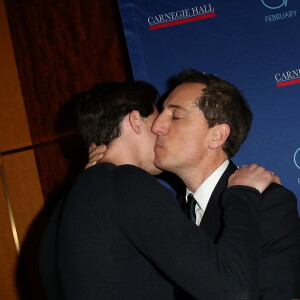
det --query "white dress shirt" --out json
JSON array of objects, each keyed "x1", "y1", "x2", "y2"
[{"x1": 185, "y1": 160, "x2": 229, "y2": 226}]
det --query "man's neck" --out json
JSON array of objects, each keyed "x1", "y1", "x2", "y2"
[
  {"x1": 101, "y1": 139, "x2": 138, "y2": 167},
  {"x1": 179, "y1": 156, "x2": 228, "y2": 193}
]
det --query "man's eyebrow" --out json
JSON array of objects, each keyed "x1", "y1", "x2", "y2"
[{"x1": 166, "y1": 104, "x2": 189, "y2": 112}]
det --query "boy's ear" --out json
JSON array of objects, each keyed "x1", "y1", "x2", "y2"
[
  {"x1": 129, "y1": 110, "x2": 142, "y2": 135},
  {"x1": 209, "y1": 123, "x2": 230, "y2": 149}
]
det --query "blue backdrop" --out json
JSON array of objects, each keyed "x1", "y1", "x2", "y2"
[{"x1": 118, "y1": 0, "x2": 300, "y2": 212}]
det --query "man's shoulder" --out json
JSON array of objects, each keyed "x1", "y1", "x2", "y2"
[
  {"x1": 261, "y1": 183, "x2": 298, "y2": 209},
  {"x1": 260, "y1": 183, "x2": 300, "y2": 246},
  {"x1": 258, "y1": 184, "x2": 300, "y2": 298}
]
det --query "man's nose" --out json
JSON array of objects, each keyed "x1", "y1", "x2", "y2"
[{"x1": 152, "y1": 115, "x2": 167, "y2": 136}]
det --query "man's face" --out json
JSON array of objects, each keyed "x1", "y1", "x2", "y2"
[{"x1": 152, "y1": 82, "x2": 214, "y2": 175}]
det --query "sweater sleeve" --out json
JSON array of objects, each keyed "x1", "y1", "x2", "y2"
[
  {"x1": 258, "y1": 183, "x2": 300, "y2": 299},
  {"x1": 111, "y1": 165, "x2": 260, "y2": 300}
]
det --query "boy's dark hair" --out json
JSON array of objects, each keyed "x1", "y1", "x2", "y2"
[
  {"x1": 78, "y1": 81, "x2": 158, "y2": 145},
  {"x1": 168, "y1": 69, "x2": 253, "y2": 158}
]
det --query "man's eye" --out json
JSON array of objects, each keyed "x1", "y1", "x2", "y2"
[{"x1": 172, "y1": 116, "x2": 180, "y2": 120}]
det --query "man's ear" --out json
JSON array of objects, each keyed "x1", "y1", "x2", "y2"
[
  {"x1": 129, "y1": 110, "x2": 143, "y2": 135},
  {"x1": 209, "y1": 124, "x2": 230, "y2": 149}
]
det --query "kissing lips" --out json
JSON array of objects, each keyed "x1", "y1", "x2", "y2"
[{"x1": 155, "y1": 143, "x2": 163, "y2": 150}]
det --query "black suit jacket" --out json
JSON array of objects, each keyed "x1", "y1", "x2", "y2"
[
  {"x1": 201, "y1": 161, "x2": 238, "y2": 242},
  {"x1": 40, "y1": 163, "x2": 262, "y2": 300},
  {"x1": 180, "y1": 161, "x2": 300, "y2": 300}
]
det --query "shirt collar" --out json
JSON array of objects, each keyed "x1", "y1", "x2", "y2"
[{"x1": 186, "y1": 159, "x2": 229, "y2": 212}]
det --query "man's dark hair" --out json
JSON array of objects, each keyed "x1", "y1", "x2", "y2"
[
  {"x1": 78, "y1": 81, "x2": 158, "y2": 145},
  {"x1": 168, "y1": 69, "x2": 253, "y2": 158}
]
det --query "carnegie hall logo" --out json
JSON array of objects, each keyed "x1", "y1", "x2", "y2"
[
  {"x1": 261, "y1": 0, "x2": 288, "y2": 10},
  {"x1": 294, "y1": 148, "x2": 300, "y2": 170},
  {"x1": 275, "y1": 68, "x2": 300, "y2": 87},
  {"x1": 148, "y1": 4, "x2": 216, "y2": 30},
  {"x1": 261, "y1": 0, "x2": 297, "y2": 23}
]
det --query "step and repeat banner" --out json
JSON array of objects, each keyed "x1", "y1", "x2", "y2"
[{"x1": 118, "y1": 0, "x2": 300, "y2": 211}]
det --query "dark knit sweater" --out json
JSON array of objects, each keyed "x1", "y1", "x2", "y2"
[{"x1": 39, "y1": 162, "x2": 261, "y2": 300}]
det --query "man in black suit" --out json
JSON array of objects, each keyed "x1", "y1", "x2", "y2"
[
  {"x1": 151, "y1": 70, "x2": 300, "y2": 299},
  {"x1": 39, "y1": 81, "x2": 279, "y2": 300}
]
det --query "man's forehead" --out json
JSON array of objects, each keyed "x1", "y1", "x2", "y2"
[{"x1": 163, "y1": 83, "x2": 205, "y2": 109}]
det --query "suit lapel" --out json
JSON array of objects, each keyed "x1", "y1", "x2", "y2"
[{"x1": 200, "y1": 161, "x2": 237, "y2": 242}]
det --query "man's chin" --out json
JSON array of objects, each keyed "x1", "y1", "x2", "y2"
[
  {"x1": 150, "y1": 168, "x2": 163, "y2": 176},
  {"x1": 154, "y1": 158, "x2": 165, "y2": 171},
  {"x1": 149, "y1": 163, "x2": 163, "y2": 175},
  {"x1": 154, "y1": 159, "x2": 176, "y2": 175},
  {"x1": 143, "y1": 161, "x2": 163, "y2": 175}
]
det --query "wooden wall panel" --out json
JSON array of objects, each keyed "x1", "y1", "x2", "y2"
[
  {"x1": 5, "y1": 0, "x2": 132, "y2": 203},
  {"x1": 0, "y1": 0, "x2": 46, "y2": 298},
  {"x1": 1, "y1": 151, "x2": 46, "y2": 300},
  {"x1": 1, "y1": 151, "x2": 44, "y2": 246},
  {"x1": 1, "y1": 0, "x2": 131, "y2": 298},
  {"x1": 5, "y1": 0, "x2": 131, "y2": 145},
  {"x1": 0, "y1": 0, "x2": 32, "y2": 152},
  {"x1": 33, "y1": 136, "x2": 87, "y2": 205},
  {"x1": 0, "y1": 170, "x2": 19, "y2": 300}
]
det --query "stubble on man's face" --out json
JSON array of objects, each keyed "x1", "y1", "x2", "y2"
[{"x1": 152, "y1": 83, "x2": 211, "y2": 175}]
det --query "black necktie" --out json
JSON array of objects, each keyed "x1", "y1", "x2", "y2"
[{"x1": 186, "y1": 193, "x2": 197, "y2": 224}]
